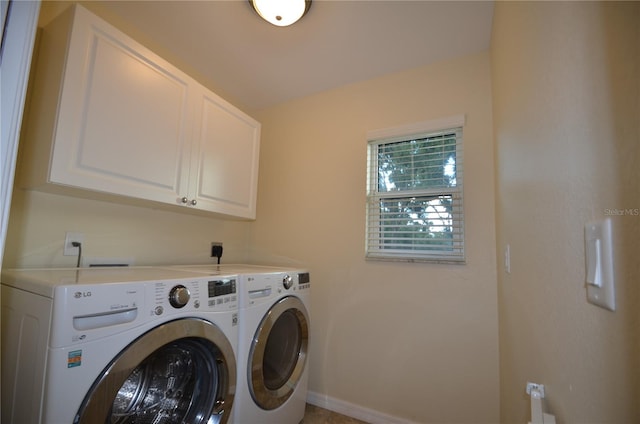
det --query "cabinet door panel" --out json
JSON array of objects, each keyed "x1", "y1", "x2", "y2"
[
  {"x1": 192, "y1": 92, "x2": 260, "y2": 218},
  {"x1": 50, "y1": 7, "x2": 192, "y2": 203},
  {"x1": 19, "y1": 5, "x2": 261, "y2": 219}
]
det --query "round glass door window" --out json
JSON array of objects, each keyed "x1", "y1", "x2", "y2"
[
  {"x1": 75, "y1": 319, "x2": 236, "y2": 424},
  {"x1": 263, "y1": 309, "x2": 303, "y2": 390},
  {"x1": 110, "y1": 339, "x2": 218, "y2": 423},
  {"x1": 249, "y1": 296, "x2": 309, "y2": 410}
]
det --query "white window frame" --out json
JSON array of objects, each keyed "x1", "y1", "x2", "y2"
[{"x1": 366, "y1": 115, "x2": 465, "y2": 263}]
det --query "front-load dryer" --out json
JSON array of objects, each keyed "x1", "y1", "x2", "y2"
[
  {"x1": 1, "y1": 266, "x2": 239, "y2": 424},
  {"x1": 234, "y1": 270, "x2": 311, "y2": 424}
]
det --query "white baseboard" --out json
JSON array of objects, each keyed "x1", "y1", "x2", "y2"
[{"x1": 306, "y1": 391, "x2": 419, "y2": 424}]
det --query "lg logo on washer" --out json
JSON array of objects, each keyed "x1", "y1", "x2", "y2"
[{"x1": 74, "y1": 291, "x2": 91, "y2": 298}]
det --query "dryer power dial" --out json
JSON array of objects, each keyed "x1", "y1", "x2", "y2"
[
  {"x1": 169, "y1": 285, "x2": 190, "y2": 308},
  {"x1": 283, "y1": 275, "x2": 293, "y2": 290}
]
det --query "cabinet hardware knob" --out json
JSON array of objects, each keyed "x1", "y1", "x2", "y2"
[
  {"x1": 190, "y1": 199, "x2": 197, "y2": 206},
  {"x1": 181, "y1": 197, "x2": 189, "y2": 204}
]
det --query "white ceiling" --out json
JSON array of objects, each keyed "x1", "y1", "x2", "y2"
[{"x1": 90, "y1": 0, "x2": 494, "y2": 112}]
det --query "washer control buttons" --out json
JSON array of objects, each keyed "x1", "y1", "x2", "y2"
[
  {"x1": 154, "y1": 306, "x2": 164, "y2": 315},
  {"x1": 283, "y1": 275, "x2": 293, "y2": 290},
  {"x1": 169, "y1": 285, "x2": 190, "y2": 308}
]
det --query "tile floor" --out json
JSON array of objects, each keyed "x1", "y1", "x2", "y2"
[{"x1": 300, "y1": 403, "x2": 368, "y2": 424}]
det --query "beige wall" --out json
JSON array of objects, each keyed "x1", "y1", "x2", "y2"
[
  {"x1": 3, "y1": 190, "x2": 252, "y2": 268},
  {"x1": 492, "y1": 1, "x2": 640, "y2": 422},
  {"x1": 252, "y1": 52, "x2": 499, "y2": 422}
]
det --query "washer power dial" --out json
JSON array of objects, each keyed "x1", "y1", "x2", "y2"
[
  {"x1": 282, "y1": 275, "x2": 293, "y2": 290},
  {"x1": 169, "y1": 285, "x2": 190, "y2": 308}
]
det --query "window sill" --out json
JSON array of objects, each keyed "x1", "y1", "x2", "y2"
[{"x1": 365, "y1": 254, "x2": 466, "y2": 265}]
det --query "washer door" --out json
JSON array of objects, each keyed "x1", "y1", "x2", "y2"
[
  {"x1": 74, "y1": 318, "x2": 236, "y2": 424},
  {"x1": 249, "y1": 296, "x2": 309, "y2": 410}
]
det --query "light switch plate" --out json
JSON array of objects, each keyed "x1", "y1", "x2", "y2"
[
  {"x1": 504, "y1": 244, "x2": 511, "y2": 274},
  {"x1": 584, "y1": 218, "x2": 615, "y2": 311}
]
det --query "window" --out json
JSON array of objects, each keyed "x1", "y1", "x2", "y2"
[{"x1": 366, "y1": 116, "x2": 465, "y2": 263}]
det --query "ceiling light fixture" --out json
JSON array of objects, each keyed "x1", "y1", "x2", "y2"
[{"x1": 250, "y1": 0, "x2": 312, "y2": 27}]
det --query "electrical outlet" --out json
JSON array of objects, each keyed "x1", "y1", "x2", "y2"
[
  {"x1": 211, "y1": 242, "x2": 223, "y2": 257},
  {"x1": 64, "y1": 232, "x2": 85, "y2": 256},
  {"x1": 526, "y1": 382, "x2": 545, "y2": 398}
]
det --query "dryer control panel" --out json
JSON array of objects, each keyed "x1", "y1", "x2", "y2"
[
  {"x1": 296, "y1": 272, "x2": 311, "y2": 290},
  {"x1": 241, "y1": 271, "x2": 310, "y2": 307}
]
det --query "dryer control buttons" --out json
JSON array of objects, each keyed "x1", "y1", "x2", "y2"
[
  {"x1": 283, "y1": 275, "x2": 293, "y2": 290},
  {"x1": 169, "y1": 285, "x2": 190, "y2": 308}
]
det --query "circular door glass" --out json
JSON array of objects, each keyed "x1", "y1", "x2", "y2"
[
  {"x1": 249, "y1": 296, "x2": 309, "y2": 410},
  {"x1": 110, "y1": 339, "x2": 219, "y2": 423},
  {"x1": 75, "y1": 319, "x2": 236, "y2": 424},
  {"x1": 263, "y1": 309, "x2": 303, "y2": 390}
]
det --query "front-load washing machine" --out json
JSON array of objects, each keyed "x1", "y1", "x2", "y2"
[
  {"x1": 234, "y1": 269, "x2": 311, "y2": 424},
  {"x1": 1, "y1": 266, "x2": 239, "y2": 424}
]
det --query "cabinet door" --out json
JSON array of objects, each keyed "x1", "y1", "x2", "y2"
[
  {"x1": 49, "y1": 6, "x2": 192, "y2": 205},
  {"x1": 190, "y1": 89, "x2": 260, "y2": 219}
]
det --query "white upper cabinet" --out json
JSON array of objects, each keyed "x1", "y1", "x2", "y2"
[
  {"x1": 19, "y1": 5, "x2": 260, "y2": 219},
  {"x1": 190, "y1": 88, "x2": 260, "y2": 218}
]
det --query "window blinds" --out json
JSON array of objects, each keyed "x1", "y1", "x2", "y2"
[{"x1": 366, "y1": 125, "x2": 464, "y2": 263}]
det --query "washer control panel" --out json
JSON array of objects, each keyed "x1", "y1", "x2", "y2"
[
  {"x1": 6, "y1": 267, "x2": 241, "y2": 349},
  {"x1": 153, "y1": 276, "x2": 238, "y2": 315},
  {"x1": 207, "y1": 278, "x2": 237, "y2": 307},
  {"x1": 169, "y1": 285, "x2": 190, "y2": 308}
]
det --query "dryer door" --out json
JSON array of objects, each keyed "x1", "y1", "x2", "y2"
[
  {"x1": 248, "y1": 296, "x2": 309, "y2": 410},
  {"x1": 74, "y1": 318, "x2": 236, "y2": 424}
]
